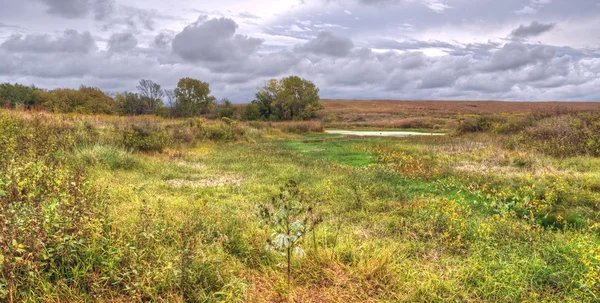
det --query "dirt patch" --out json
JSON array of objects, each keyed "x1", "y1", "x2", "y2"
[
  {"x1": 175, "y1": 161, "x2": 208, "y2": 171},
  {"x1": 166, "y1": 175, "x2": 241, "y2": 187}
]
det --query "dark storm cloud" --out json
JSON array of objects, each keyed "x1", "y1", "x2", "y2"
[
  {"x1": 296, "y1": 31, "x2": 354, "y2": 57},
  {"x1": 510, "y1": 21, "x2": 556, "y2": 38},
  {"x1": 0, "y1": 30, "x2": 96, "y2": 53},
  {"x1": 172, "y1": 17, "x2": 263, "y2": 62},
  {"x1": 107, "y1": 32, "x2": 137, "y2": 52}
]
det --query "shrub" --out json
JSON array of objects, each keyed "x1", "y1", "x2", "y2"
[
  {"x1": 122, "y1": 122, "x2": 170, "y2": 152},
  {"x1": 241, "y1": 103, "x2": 262, "y2": 121},
  {"x1": 522, "y1": 115, "x2": 590, "y2": 157},
  {"x1": 218, "y1": 107, "x2": 235, "y2": 119}
]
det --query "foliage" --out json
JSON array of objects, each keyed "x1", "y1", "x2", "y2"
[
  {"x1": 251, "y1": 76, "x2": 323, "y2": 121},
  {"x1": 45, "y1": 85, "x2": 117, "y2": 114},
  {"x1": 173, "y1": 77, "x2": 217, "y2": 117},
  {"x1": 0, "y1": 83, "x2": 43, "y2": 109},
  {"x1": 522, "y1": 114, "x2": 600, "y2": 157},
  {"x1": 122, "y1": 122, "x2": 171, "y2": 152},
  {"x1": 259, "y1": 180, "x2": 320, "y2": 293},
  {"x1": 217, "y1": 98, "x2": 236, "y2": 118},
  {"x1": 241, "y1": 103, "x2": 262, "y2": 121}
]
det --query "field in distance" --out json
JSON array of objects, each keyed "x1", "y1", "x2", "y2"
[{"x1": 320, "y1": 99, "x2": 600, "y2": 116}]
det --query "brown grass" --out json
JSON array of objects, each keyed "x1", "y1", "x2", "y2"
[{"x1": 320, "y1": 99, "x2": 600, "y2": 116}]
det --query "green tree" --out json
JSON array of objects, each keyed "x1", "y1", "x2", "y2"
[
  {"x1": 43, "y1": 86, "x2": 116, "y2": 114},
  {"x1": 78, "y1": 86, "x2": 117, "y2": 114},
  {"x1": 173, "y1": 78, "x2": 216, "y2": 117},
  {"x1": 0, "y1": 83, "x2": 43, "y2": 109},
  {"x1": 251, "y1": 76, "x2": 322, "y2": 121},
  {"x1": 241, "y1": 103, "x2": 262, "y2": 121}
]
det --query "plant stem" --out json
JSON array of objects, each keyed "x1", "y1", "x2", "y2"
[{"x1": 287, "y1": 245, "x2": 291, "y2": 302}]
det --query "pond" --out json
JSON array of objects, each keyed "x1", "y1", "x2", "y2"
[{"x1": 325, "y1": 130, "x2": 445, "y2": 137}]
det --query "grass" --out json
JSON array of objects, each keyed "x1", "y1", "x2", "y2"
[
  {"x1": 283, "y1": 137, "x2": 375, "y2": 167},
  {"x1": 2, "y1": 108, "x2": 600, "y2": 302}
]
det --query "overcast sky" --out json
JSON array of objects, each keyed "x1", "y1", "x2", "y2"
[{"x1": 0, "y1": 0, "x2": 599, "y2": 102}]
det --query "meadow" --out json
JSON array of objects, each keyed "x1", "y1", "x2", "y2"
[{"x1": 1, "y1": 101, "x2": 600, "y2": 302}]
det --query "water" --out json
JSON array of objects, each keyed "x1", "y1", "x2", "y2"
[{"x1": 325, "y1": 130, "x2": 445, "y2": 137}]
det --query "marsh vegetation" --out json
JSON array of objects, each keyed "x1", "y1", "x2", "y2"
[{"x1": 1, "y1": 101, "x2": 600, "y2": 302}]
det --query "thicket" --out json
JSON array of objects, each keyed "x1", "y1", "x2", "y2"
[{"x1": 456, "y1": 107, "x2": 600, "y2": 157}]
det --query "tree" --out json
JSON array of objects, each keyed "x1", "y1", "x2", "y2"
[
  {"x1": 0, "y1": 83, "x2": 43, "y2": 109},
  {"x1": 164, "y1": 89, "x2": 175, "y2": 107},
  {"x1": 251, "y1": 76, "x2": 322, "y2": 121},
  {"x1": 137, "y1": 79, "x2": 164, "y2": 114},
  {"x1": 241, "y1": 103, "x2": 262, "y2": 121},
  {"x1": 78, "y1": 86, "x2": 117, "y2": 114},
  {"x1": 44, "y1": 86, "x2": 116, "y2": 114},
  {"x1": 116, "y1": 92, "x2": 144, "y2": 115},
  {"x1": 173, "y1": 78, "x2": 216, "y2": 117},
  {"x1": 217, "y1": 98, "x2": 235, "y2": 118}
]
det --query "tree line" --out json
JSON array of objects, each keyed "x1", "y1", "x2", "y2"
[{"x1": 0, "y1": 76, "x2": 323, "y2": 121}]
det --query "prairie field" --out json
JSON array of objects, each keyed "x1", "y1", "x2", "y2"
[
  {"x1": 2, "y1": 102, "x2": 600, "y2": 302},
  {"x1": 318, "y1": 100, "x2": 599, "y2": 131}
]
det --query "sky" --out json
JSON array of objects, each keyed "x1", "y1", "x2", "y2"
[{"x1": 0, "y1": 0, "x2": 599, "y2": 102}]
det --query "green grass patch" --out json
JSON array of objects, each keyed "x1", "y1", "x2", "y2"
[{"x1": 282, "y1": 138, "x2": 375, "y2": 167}]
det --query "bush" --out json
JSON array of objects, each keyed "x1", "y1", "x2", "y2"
[
  {"x1": 218, "y1": 107, "x2": 235, "y2": 119},
  {"x1": 241, "y1": 103, "x2": 262, "y2": 121},
  {"x1": 122, "y1": 122, "x2": 170, "y2": 152},
  {"x1": 522, "y1": 115, "x2": 590, "y2": 157}
]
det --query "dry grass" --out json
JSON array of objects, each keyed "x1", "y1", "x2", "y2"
[{"x1": 321, "y1": 99, "x2": 600, "y2": 116}]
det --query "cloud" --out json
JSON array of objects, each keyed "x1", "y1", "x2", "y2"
[
  {"x1": 0, "y1": 22, "x2": 21, "y2": 29},
  {"x1": 510, "y1": 21, "x2": 556, "y2": 38},
  {"x1": 515, "y1": 0, "x2": 552, "y2": 15},
  {"x1": 373, "y1": 38, "x2": 455, "y2": 51},
  {"x1": 237, "y1": 12, "x2": 261, "y2": 19},
  {"x1": 422, "y1": 0, "x2": 452, "y2": 13},
  {"x1": 482, "y1": 42, "x2": 556, "y2": 72},
  {"x1": 172, "y1": 17, "x2": 263, "y2": 62},
  {"x1": 353, "y1": 0, "x2": 452, "y2": 12},
  {"x1": 37, "y1": 0, "x2": 90, "y2": 18},
  {"x1": 0, "y1": 30, "x2": 96, "y2": 54},
  {"x1": 2, "y1": 0, "x2": 600, "y2": 102},
  {"x1": 93, "y1": 0, "x2": 115, "y2": 20},
  {"x1": 34, "y1": 0, "x2": 114, "y2": 19},
  {"x1": 515, "y1": 6, "x2": 537, "y2": 15},
  {"x1": 296, "y1": 31, "x2": 354, "y2": 57},
  {"x1": 107, "y1": 32, "x2": 138, "y2": 52},
  {"x1": 153, "y1": 32, "x2": 172, "y2": 49}
]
